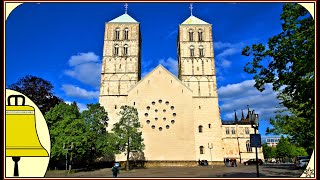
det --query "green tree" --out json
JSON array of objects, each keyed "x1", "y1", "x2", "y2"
[
  {"x1": 45, "y1": 102, "x2": 87, "y2": 164},
  {"x1": 275, "y1": 137, "x2": 308, "y2": 162},
  {"x1": 8, "y1": 75, "x2": 62, "y2": 114},
  {"x1": 241, "y1": 3, "x2": 315, "y2": 150},
  {"x1": 262, "y1": 144, "x2": 276, "y2": 160},
  {"x1": 46, "y1": 102, "x2": 117, "y2": 167},
  {"x1": 81, "y1": 103, "x2": 117, "y2": 161},
  {"x1": 112, "y1": 105, "x2": 145, "y2": 170}
]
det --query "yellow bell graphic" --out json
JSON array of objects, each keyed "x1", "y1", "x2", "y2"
[{"x1": 6, "y1": 95, "x2": 49, "y2": 176}]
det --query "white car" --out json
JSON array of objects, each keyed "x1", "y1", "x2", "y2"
[{"x1": 296, "y1": 159, "x2": 309, "y2": 168}]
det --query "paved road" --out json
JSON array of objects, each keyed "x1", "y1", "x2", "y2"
[{"x1": 45, "y1": 164, "x2": 305, "y2": 178}]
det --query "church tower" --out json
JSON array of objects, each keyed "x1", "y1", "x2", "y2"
[
  {"x1": 99, "y1": 7, "x2": 141, "y2": 131},
  {"x1": 178, "y1": 11, "x2": 217, "y2": 97},
  {"x1": 178, "y1": 5, "x2": 224, "y2": 161}
]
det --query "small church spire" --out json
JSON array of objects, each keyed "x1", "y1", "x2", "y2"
[
  {"x1": 234, "y1": 110, "x2": 238, "y2": 123},
  {"x1": 124, "y1": 3, "x2": 128, "y2": 14},
  {"x1": 241, "y1": 109, "x2": 244, "y2": 120},
  {"x1": 246, "y1": 105, "x2": 250, "y2": 119},
  {"x1": 189, "y1": 3, "x2": 193, "y2": 16}
]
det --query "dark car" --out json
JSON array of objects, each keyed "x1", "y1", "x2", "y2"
[{"x1": 243, "y1": 159, "x2": 263, "y2": 165}]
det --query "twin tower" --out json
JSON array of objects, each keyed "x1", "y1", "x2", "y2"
[
  {"x1": 99, "y1": 8, "x2": 223, "y2": 162},
  {"x1": 100, "y1": 12, "x2": 218, "y2": 99}
]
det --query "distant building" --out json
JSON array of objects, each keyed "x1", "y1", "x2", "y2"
[
  {"x1": 222, "y1": 109, "x2": 264, "y2": 163},
  {"x1": 265, "y1": 137, "x2": 281, "y2": 147}
]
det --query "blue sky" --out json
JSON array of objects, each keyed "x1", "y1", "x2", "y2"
[{"x1": 6, "y1": 2, "x2": 289, "y2": 136}]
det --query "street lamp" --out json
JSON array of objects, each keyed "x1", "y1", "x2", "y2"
[
  {"x1": 208, "y1": 143, "x2": 213, "y2": 168},
  {"x1": 63, "y1": 142, "x2": 74, "y2": 171},
  {"x1": 248, "y1": 106, "x2": 260, "y2": 177}
]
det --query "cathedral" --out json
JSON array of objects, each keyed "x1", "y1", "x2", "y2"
[{"x1": 99, "y1": 5, "x2": 263, "y2": 165}]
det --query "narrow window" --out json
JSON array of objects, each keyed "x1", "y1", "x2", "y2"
[
  {"x1": 114, "y1": 44, "x2": 119, "y2": 56},
  {"x1": 231, "y1": 127, "x2": 236, "y2": 134},
  {"x1": 226, "y1": 127, "x2": 230, "y2": 134},
  {"x1": 123, "y1": 44, "x2": 128, "y2": 56},
  {"x1": 200, "y1": 146, "x2": 204, "y2": 154},
  {"x1": 115, "y1": 28, "x2": 120, "y2": 40},
  {"x1": 190, "y1": 45, "x2": 195, "y2": 57},
  {"x1": 198, "y1": 125, "x2": 203, "y2": 133},
  {"x1": 115, "y1": 105, "x2": 117, "y2": 109},
  {"x1": 198, "y1": 29, "x2": 203, "y2": 41},
  {"x1": 208, "y1": 124, "x2": 211, "y2": 128},
  {"x1": 199, "y1": 45, "x2": 204, "y2": 57},
  {"x1": 245, "y1": 127, "x2": 249, "y2": 134},
  {"x1": 246, "y1": 140, "x2": 252, "y2": 152},
  {"x1": 189, "y1": 29, "x2": 194, "y2": 41},
  {"x1": 124, "y1": 28, "x2": 129, "y2": 40}
]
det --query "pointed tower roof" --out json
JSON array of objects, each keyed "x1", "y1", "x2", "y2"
[
  {"x1": 234, "y1": 110, "x2": 238, "y2": 123},
  {"x1": 181, "y1": 15, "x2": 209, "y2": 25},
  {"x1": 241, "y1": 109, "x2": 245, "y2": 120},
  {"x1": 109, "y1": 13, "x2": 138, "y2": 23}
]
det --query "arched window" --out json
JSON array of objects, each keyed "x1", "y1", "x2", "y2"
[
  {"x1": 226, "y1": 127, "x2": 230, "y2": 134},
  {"x1": 231, "y1": 127, "x2": 236, "y2": 134},
  {"x1": 123, "y1": 44, "x2": 128, "y2": 56},
  {"x1": 190, "y1": 45, "x2": 195, "y2": 57},
  {"x1": 189, "y1": 29, "x2": 194, "y2": 41},
  {"x1": 246, "y1": 140, "x2": 252, "y2": 152},
  {"x1": 245, "y1": 127, "x2": 249, "y2": 134},
  {"x1": 198, "y1": 125, "x2": 203, "y2": 133},
  {"x1": 115, "y1": 28, "x2": 120, "y2": 40},
  {"x1": 198, "y1": 29, "x2": 203, "y2": 41},
  {"x1": 114, "y1": 44, "x2": 119, "y2": 56},
  {"x1": 199, "y1": 45, "x2": 204, "y2": 57},
  {"x1": 200, "y1": 146, "x2": 204, "y2": 154},
  {"x1": 124, "y1": 28, "x2": 129, "y2": 40}
]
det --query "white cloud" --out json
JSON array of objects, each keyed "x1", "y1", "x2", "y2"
[
  {"x1": 64, "y1": 52, "x2": 101, "y2": 88},
  {"x1": 217, "y1": 47, "x2": 241, "y2": 58},
  {"x1": 159, "y1": 57, "x2": 178, "y2": 76},
  {"x1": 65, "y1": 101, "x2": 88, "y2": 112},
  {"x1": 218, "y1": 80, "x2": 283, "y2": 121},
  {"x1": 62, "y1": 84, "x2": 99, "y2": 99},
  {"x1": 68, "y1": 52, "x2": 99, "y2": 66},
  {"x1": 214, "y1": 41, "x2": 246, "y2": 71},
  {"x1": 220, "y1": 59, "x2": 232, "y2": 68},
  {"x1": 214, "y1": 42, "x2": 234, "y2": 50}
]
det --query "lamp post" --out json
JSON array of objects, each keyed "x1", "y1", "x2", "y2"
[
  {"x1": 248, "y1": 107, "x2": 260, "y2": 177},
  {"x1": 208, "y1": 143, "x2": 213, "y2": 168},
  {"x1": 63, "y1": 142, "x2": 74, "y2": 171}
]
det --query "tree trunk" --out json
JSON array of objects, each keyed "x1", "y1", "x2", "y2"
[{"x1": 126, "y1": 138, "x2": 130, "y2": 171}]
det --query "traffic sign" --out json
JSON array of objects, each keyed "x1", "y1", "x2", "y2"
[{"x1": 250, "y1": 134, "x2": 261, "y2": 147}]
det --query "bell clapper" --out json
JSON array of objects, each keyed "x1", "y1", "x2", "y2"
[{"x1": 12, "y1": 157, "x2": 20, "y2": 176}]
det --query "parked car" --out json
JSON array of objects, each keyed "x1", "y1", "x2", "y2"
[
  {"x1": 296, "y1": 159, "x2": 309, "y2": 169},
  {"x1": 243, "y1": 159, "x2": 263, "y2": 165},
  {"x1": 269, "y1": 158, "x2": 276, "y2": 163}
]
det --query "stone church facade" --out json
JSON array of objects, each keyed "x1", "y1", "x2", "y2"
[{"x1": 99, "y1": 10, "x2": 263, "y2": 165}]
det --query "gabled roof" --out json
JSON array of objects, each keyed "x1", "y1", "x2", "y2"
[
  {"x1": 181, "y1": 15, "x2": 209, "y2": 25},
  {"x1": 109, "y1": 13, "x2": 138, "y2": 23},
  {"x1": 127, "y1": 65, "x2": 193, "y2": 94}
]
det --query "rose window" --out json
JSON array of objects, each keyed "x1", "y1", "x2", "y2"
[{"x1": 144, "y1": 99, "x2": 176, "y2": 131}]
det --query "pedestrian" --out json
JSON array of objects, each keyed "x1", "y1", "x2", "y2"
[
  {"x1": 226, "y1": 158, "x2": 230, "y2": 167},
  {"x1": 198, "y1": 159, "x2": 201, "y2": 166},
  {"x1": 234, "y1": 159, "x2": 237, "y2": 167},
  {"x1": 111, "y1": 164, "x2": 120, "y2": 177},
  {"x1": 224, "y1": 158, "x2": 226, "y2": 167}
]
